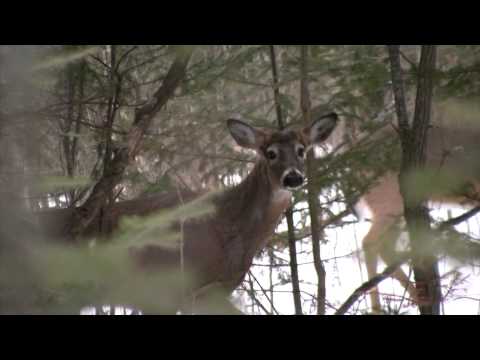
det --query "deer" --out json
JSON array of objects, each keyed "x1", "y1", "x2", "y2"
[
  {"x1": 125, "y1": 112, "x2": 338, "y2": 314},
  {"x1": 329, "y1": 100, "x2": 480, "y2": 313},
  {"x1": 35, "y1": 112, "x2": 338, "y2": 314}
]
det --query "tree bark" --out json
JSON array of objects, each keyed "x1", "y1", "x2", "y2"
[
  {"x1": 300, "y1": 45, "x2": 327, "y2": 315},
  {"x1": 286, "y1": 207, "x2": 303, "y2": 314},
  {"x1": 61, "y1": 58, "x2": 86, "y2": 206},
  {"x1": 387, "y1": 45, "x2": 442, "y2": 315},
  {"x1": 67, "y1": 46, "x2": 193, "y2": 241},
  {"x1": 99, "y1": 45, "x2": 122, "y2": 236},
  {"x1": 269, "y1": 45, "x2": 303, "y2": 315}
]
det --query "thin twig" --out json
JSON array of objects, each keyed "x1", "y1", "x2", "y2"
[
  {"x1": 335, "y1": 255, "x2": 410, "y2": 315},
  {"x1": 439, "y1": 206, "x2": 480, "y2": 230},
  {"x1": 247, "y1": 271, "x2": 280, "y2": 315}
]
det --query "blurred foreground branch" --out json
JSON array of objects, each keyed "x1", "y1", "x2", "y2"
[{"x1": 67, "y1": 47, "x2": 194, "y2": 241}]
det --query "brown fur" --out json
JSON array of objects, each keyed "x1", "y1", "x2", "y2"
[
  {"x1": 338, "y1": 101, "x2": 480, "y2": 312},
  {"x1": 36, "y1": 115, "x2": 337, "y2": 314},
  {"x1": 127, "y1": 158, "x2": 293, "y2": 313},
  {"x1": 128, "y1": 114, "x2": 337, "y2": 313}
]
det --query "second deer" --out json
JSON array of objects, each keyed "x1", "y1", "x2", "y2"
[{"x1": 333, "y1": 101, "x2": 480, "y2": 313}]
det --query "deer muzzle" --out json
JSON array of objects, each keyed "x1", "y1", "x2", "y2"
[{"x1": 281, "y1": 168, "x2": 304, "y2": 190}]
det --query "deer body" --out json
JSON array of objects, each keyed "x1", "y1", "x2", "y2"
[
  {"x1": 344, "y1": 102, "x2": 480, "y2": 312},
  {"x1": 129, "y1": 114, "x2": 338, "y2": 313},
  {"x1": 134, "y1": 165, "x2": 292, "y2": 290},
  {"x1": 32, "y1": 113, "x2": 338, "y2": 314},
  {"x1": 37, "y1": 156, "x2": 297, "y2": 314}
]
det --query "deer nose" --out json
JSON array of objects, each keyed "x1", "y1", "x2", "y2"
[{"x1": 282, "y1": 170, "x2": 304, "y2": 189}]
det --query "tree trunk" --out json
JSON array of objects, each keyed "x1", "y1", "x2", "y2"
[
  {"x1": 67, "y1": 46, "x2": 194, "y2": 241},
  {"x1": 387, "y1": 45, "x2": 442, "y2": 315},
  {"x1": 61, "y1": 57, "x2": 86, "y2": 206},
  {"x1": 300, "y1": 45, "x2": 327, "y2": 315},
  {"x1": 269, "y1": 45, "x2": 303, "y2": 315}
]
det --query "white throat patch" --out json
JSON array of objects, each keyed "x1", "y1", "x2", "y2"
[{"x1": 272, "y1": 189, "x2": 292, "y2": 205}]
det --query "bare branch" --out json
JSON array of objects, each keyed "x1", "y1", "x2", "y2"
[
  {"x1": 67, "y1": 46, "x2": 194, "y2": 240},
  {"x1": 387, "y1": 45, "x2": 411, "y2": 139},
  {"x1": 335, "y1": 255, "x2": 410, "y2": 315},
  {"x1": 115, "y1": 46, "x2": 138, "y2": 73},
  {"x1": 439, "y1": 206, "x2": 480, "y2": 230},
  {"x1": 247, "y1": 271, "x2": 280, "y2": 315}
]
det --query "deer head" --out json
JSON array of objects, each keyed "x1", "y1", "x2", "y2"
[{"x1": 227, "y1": 112, "x2": 338, "y2": 191}]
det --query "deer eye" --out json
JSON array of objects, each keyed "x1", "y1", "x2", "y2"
[
  {"x1": 297, "y1": 146, "x2": 305, "y2": 159},
  {"x1": 266, "y1": 149, "x2": 277, "y2": 160}
]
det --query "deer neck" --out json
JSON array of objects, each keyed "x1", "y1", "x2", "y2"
[
  {"x1": 215, "y1": 160, "x2": 292, "y2": 266},
  {"x1": 223, "y1": 160, "x2": 291, "y2": 218}
]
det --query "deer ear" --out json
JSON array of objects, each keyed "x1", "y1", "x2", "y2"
[
  {"x1": 303, "y1": 112, "x2": 338, "y2": 145},
  {"x1": 227, "y1": 119, "x2": 266, "y2": 149}
]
